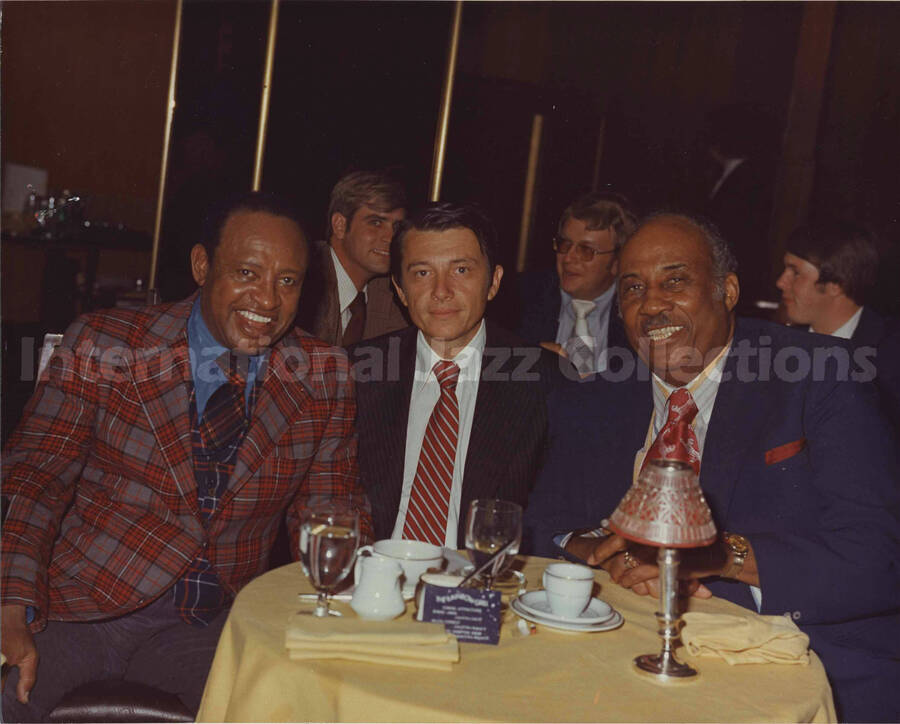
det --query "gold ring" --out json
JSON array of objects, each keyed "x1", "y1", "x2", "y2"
[{"x1": 622, "y1": 551, "x2": 639, "y2": 570}]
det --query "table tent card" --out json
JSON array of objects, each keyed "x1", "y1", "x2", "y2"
[{"x1": 419, "y1": 584, "x2": 502, "y2": 644}]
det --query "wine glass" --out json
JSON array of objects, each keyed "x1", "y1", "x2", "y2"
[
  {"x1": 464, "y1": 499, "x2": 523, "y2": 590},
  {"x1": 297, "y1": 505, "x2": 360, "y2": 617}
]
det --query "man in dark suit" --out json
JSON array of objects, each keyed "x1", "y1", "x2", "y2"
[
  {"x1": 1, "y1": 192, "x2": 372, "y2": 719},
  {"x1": 525, "y1": 212, "x2": 900, "y2": 722},
  {"x1": 776, "y1": 220, "x2": 900, "y2": 431},
  {"x1": 350, "y1": 202, "x2": 556, "y2": 547},
  {"x1": 295, "y1": 170, "x2": 409, "y2": 346},
  {"x1": 516, "y1": 191, "x2": 635, "y2": 376}
]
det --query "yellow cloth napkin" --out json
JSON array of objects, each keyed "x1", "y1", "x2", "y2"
[
  {"x1": 285, "y1": 614, "x2": 459, "y2": 671},
  {"x1": 681, "y1": 612, "x2": 810, "y2": 665}
]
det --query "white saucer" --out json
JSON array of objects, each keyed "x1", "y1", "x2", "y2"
[
  {"x1": 511, "y1": 598, "x2": 624, "y2": 633},
  {"x1": 515, "y1": 591, "x2": 614, "y2": 625}
]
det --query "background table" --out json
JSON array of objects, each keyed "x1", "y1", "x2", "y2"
[{"x1": 197, "y1": 556, "x2": 835, "y2": 722}]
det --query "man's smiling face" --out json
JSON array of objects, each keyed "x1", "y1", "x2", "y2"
[
  {"x1": 192, "y1": 209, "x2": 307, "y2": 355},
  {"x1": 331, "y1": 203, "x2": 406, "y2": 289},
  {"x1": 617, "y1": 215, "x2": 738, "y2": 385}
]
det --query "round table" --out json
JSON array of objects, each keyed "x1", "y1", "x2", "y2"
[{"x1": 196, "y1": 556, "x2": 835, "y2": 722}]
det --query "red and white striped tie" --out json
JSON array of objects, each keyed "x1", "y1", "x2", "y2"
[{"x1": 402, "y1": 360, "x2": 460, "y2": 545}]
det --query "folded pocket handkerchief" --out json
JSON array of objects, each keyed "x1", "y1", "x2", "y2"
[
  {"x1": 285, "y1": 614, "x2": 459, "y2": 671},
  {"x1": 681, "y1": 612, "x2": 810, "y2": 665}
]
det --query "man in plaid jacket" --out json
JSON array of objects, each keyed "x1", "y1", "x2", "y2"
[{"x1": 1, "y1": 191, "x2": 373, "y2": 719}]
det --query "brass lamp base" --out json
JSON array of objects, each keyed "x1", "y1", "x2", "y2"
[{"x1": 633, "y1": 652, "x2": 698, "y2": 681}]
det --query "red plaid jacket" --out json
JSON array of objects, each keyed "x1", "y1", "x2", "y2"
[{"x1": 1, "y1": 296, "x2": 372, "y2": 630}]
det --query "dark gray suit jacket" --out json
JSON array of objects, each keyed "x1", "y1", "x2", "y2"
[{"x1": 349, "y1": 323, "x2": 561, "y2": 544}]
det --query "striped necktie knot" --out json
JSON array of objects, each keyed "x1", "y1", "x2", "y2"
[{"x1": 433, "y1": 360, "x2": 460, "y2": 392}]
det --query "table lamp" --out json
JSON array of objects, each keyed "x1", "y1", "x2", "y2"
[{"x1": 609, "y1": 458, "x2": 717, "y2": 680}]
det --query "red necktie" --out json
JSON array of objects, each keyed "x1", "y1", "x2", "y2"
[
  {"x1": 402, "y1": 360, "x2": 460, "y2": 545},
  {"x1": 642, "y1": 387, "x2": 701, "y2": 475}
]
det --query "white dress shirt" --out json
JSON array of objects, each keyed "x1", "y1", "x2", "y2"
[
  {"x1": 555, "y1": 284, "x2": 617, "y2": 372},
  {"x1": 391, "y1": 321, "x2": 486, "y2": 548},
  {"x1": 330, "y1": 247, "x2": 368, "y2": 333},
  {"x1": 811, "y1": 305, "x2": 863, "y2": 340}
]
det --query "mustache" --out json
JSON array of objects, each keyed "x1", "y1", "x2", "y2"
[{"x1": 640, "y1": 314, "x2": 677, "y2": 334}]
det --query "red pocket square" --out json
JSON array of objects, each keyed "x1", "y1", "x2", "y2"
[{"x1": 765, "y1": 438, "x2": 807, "y2": 466}]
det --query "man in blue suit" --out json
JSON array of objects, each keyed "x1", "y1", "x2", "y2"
[
  {"x1": 776, "y1": 220, "x2": 900, "y2": 434},
  {"x1": 516, "y1": 192, "x2": 635, "y2": 375},
  {"x1": 525, "y1": 212, "x2": 900, "y2": 723}
]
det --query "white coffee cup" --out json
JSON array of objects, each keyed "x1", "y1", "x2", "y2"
[
  {"x1": 415, "y1": 572, "x2": 465, "y2": 621},
  {"x1": 355, "y1": 539, "x2": 444, "y2": 596},
  {"x1": 542, "y1": 562, "x2": 595, "y2": 619}
]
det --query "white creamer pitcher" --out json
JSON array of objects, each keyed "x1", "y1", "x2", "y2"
[{"x1": 350, "y1": 554, "x2": 405, "y2": 621}]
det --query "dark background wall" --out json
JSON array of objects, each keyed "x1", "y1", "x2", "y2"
[
  {"x1": 5, "y1": 2, "x2": 899, "y2": 272},
  {"x1": 4, "y1": 1, "x2": 900, "y2": 437},
  {"x1": 2, "y1": 1, "x2": 175, "y2": 231}
]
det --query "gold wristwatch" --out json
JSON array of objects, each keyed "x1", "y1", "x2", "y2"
[{"x1": 721, "y1": 532, "x2": 749, "y2": 579}]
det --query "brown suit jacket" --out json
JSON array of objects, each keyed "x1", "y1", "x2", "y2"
[{"x1": 295, "y1": 240, "x2": 409, "y2": 346}]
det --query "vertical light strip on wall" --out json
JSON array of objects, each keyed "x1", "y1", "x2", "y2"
[
  {"x1": 429, "y1": 1, "x2": 464, "y2": 202},
  {"x1": 252, "y1": 0, "x2": 281, "y2": 192},
  {"x1": 516, "y1": 113, "x2": 544, "y2": 273},
  {"x1": 148, "y1": 0, "x2": 184, "y2": 301}
]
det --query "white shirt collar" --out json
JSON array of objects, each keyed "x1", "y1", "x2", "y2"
[
  {"x1": 330, "y1": 246, "x2": 367, "y2": 314},
  {"x1": 560, "y1": 283, "x2": 616, "y2": 320},
  {"x1": 413, "y1": 320, "x2": 486, "y2": 392},
  {"x1": 651, "y1": 340, "x2": 733, "y2": 435},
  {"x1": 812, "y1": 306, "x2": 863, "y2": 340}
]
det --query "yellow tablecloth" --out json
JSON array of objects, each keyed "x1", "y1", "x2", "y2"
[{"x1": 196, "y1": 557, "x2": 835, "y2": 723}]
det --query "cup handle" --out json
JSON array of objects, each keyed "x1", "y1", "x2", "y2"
[
  {"x1": 542, "y1": 570, "x2": 549, "y2": 590},
  {"x1": 354, "y1": 545, "x2": 374, "y2": 585}
]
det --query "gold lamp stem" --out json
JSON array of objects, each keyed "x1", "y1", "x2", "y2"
[
  {"x1": 148, "y1": 0, "x2": 184, "y2": 302},
  {"x1": 516, "y1": 113, "x2": 543, "y2": 273},
  {"x1": 429, "y1": 0, "x2": 464, "y2": 202},
  {"x1": 252, "y1": 0, "x2": 280, "y2": 192}
]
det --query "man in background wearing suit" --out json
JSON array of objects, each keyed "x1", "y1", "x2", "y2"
[
  {"x1": 777, "y1": 221, "x2": 885, "y2": 341},
  {"x1": 525, "y1": 212, "x2": 900, "y2": 722},
  {"x1": 1, "y1": 192, "x2": 372, "y2": 719},
  {"x1": 776, "y1": 220, "x2": 900, "y2": 432},
  {"x1": 516, "y1": 191, "x2": 635, "y2": 375},
  {"x1": 295, "y1": 170, "x2": 409, "y2": 346},
  {"x1": 351, "y1": 202, "x2": 555, "y2": 547}
]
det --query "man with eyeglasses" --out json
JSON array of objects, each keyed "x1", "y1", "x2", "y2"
[{"x1": 517, "y1": 191, "x2": 636, "y2": 376}]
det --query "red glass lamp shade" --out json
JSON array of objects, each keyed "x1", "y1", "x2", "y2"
[{"x1": 609, "y1": 459, "x2": 717, "y2": 548}]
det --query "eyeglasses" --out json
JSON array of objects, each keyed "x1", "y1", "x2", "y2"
[{"x1": 552, "y1": 236, "x2": 617, "y2": 262}]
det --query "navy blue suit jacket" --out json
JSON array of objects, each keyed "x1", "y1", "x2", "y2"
[
  {"x1": 525, "y1": 317, "x2": 900, "y2": 722},
  {"x1": 852, "y1": 307, "x2": 900, "y2": 436}
]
